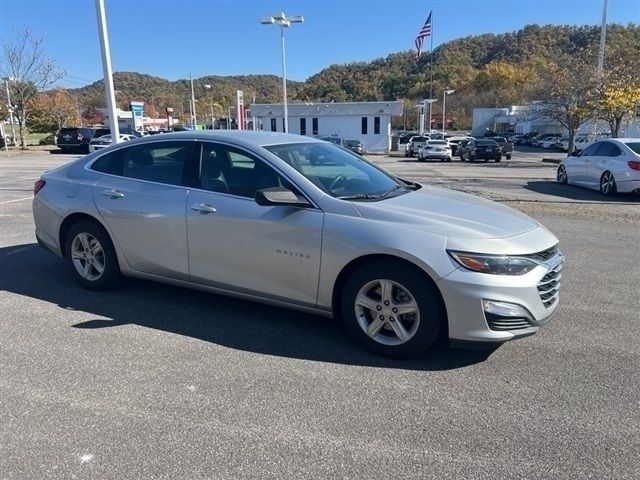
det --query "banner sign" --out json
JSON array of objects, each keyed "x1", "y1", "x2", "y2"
[
  {"x1": 130, "y1": 101, "x2": 144, "y2": 131},
  {"x1": 236, "y1": 90, "x2": 245, "y2": 130}
]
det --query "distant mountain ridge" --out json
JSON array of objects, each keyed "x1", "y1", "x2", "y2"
[{"x1": 68, "y1": 23, "x2": 640, "y2": 126}]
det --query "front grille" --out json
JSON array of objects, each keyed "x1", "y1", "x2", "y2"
[
  {"x1": 486, "y1": 314, "x2": 533, "y2": 331},
  {"x1": 538, "y1": 262, "x2": 562, "y2": 309},
  {"x1": 528, "y1": 245, "x2": 558, "y2": 262}
]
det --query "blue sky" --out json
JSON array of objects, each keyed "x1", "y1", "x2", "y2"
[{"x1": 1, "y1": 0, "x2": 638, "y2": 88}]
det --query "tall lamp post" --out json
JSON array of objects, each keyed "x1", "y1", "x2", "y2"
[
  {"x1": 260, "y1": 12, "x2": 303, "y2": 134},
  {"x1": 423, "y1": 98, "x2": 437, "y2": 134},
  {"x1": 442, "y1": 89, "x2": 455, "y2": 134}
]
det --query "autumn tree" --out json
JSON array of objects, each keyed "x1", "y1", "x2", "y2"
[
  {"x1": 594, "y1": 46, "x2": 640, "y2": 137},
  {"x1": 1, "y1": 28, "x2": 65, "y2": 148},
  {"x1": 536, "y1": 51, "x2": 598, "y2": 153},
  {"x1": 473, "y1": 61, "x2": 537, "y2": 107},
  {"x1": 27, "y1": 89, "x2": 79, "y2": 136},
  {"x1": 81, "y1": 106, "x2": 105, "y2": 125}
]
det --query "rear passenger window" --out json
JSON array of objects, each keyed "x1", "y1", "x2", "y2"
[
  {"x1": 91, "y1": 149, "x2": 124, "y2": 175},
  {"x1": 121, "y1": 142, "x2": 193, "y2": 186},
  {"x1": 596, "y1": 142, "x2": 622, "y2": 157}
]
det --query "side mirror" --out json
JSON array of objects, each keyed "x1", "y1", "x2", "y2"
[{"x1": 255, "y1": 187, "x2": 311, "y2": 208}]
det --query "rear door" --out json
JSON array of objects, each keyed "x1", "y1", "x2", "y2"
[
  {"x1": 186, "y1": 141, "x2": 324, "y2": 306},
  {"x1": 586, "y1": 141, "x2": 622, "y2": 186},
  {"x1": 91, "y1": 140, "x2": 197, "y2": 280}
]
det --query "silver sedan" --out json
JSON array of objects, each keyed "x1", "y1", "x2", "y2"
[
  {"x1": 557, "y1": 138, "x2": 640, "y2": 195},
  {"x1": 33, "y1": 131, "x2": 563, "y2": 357}
]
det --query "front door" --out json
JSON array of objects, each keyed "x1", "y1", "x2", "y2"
[{"x1": 186, "y1": 142, "x2": 324, "y2": 306}]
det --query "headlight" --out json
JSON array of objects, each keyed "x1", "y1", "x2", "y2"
[{"x1": 447, "y1": 250, "x2": 539, "y2": 275}]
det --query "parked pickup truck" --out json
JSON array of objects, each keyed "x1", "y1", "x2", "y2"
[{"x1": 486, "y1": 136, "x2": 513, "y2": 160}]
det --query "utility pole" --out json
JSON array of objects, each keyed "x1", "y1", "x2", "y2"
[
  {"x1": 190, "y1": 74, "x2": 197, "y2": 130},
  {"x1": 4, "y1": 80, "x2": 16, "y2": 145},
  {"x1": 95, "y1": 0, "x2": 120, "y2": 143},
  {"x1": 597, "y1": 0, "x2": 608, "y2": 81}
]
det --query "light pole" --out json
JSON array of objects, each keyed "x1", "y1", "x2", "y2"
[
  {"x1": 422, "y1": 99, "x2": 437, "y2": 134},
  {"x1": 442, "y1": 89, "x2": 455, "y2": 134},
  {"x1": 4, "y1": 78, "x2": 16, "y2": 146},
  {"x1": 95, "y1": 0, "x2": 120, "y2": 143},
  {"x1": 260, "y1": 12, "x2": 303, "y2": 133},
  {"x1": 190, "y1": 73, "x2": 197, "y2": 130},
  {"x1": 204, "y1": 84, "x2": 215, "y2": 130}
]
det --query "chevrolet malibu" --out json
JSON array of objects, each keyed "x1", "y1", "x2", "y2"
[{"x1": 33, "y1": 131, "x2": 563, "y2": 357}]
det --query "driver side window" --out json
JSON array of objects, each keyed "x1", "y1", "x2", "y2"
[{"x1": 199, "y1": 143, "x2": 285, "y2": 198}]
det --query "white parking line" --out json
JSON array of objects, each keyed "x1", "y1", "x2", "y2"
[
  {"x1": 0, "y1": 176, "x2": 38, "y2": 185},
  {"x1": 0, "y1": 196, "x2": 33, "y2": 205}
]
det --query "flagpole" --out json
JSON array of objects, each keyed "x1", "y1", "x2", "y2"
[{"x1": 428, "y1": 8, "x2": 433, "y2": 135}]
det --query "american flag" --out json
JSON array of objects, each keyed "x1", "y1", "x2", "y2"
[{"x1": 415, "y1": 10, "x2": 432, "y2": 60}]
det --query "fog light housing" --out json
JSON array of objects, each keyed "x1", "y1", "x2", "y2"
[{"x1": 483, "y1": 300, "x2": 535, "y2": 331}]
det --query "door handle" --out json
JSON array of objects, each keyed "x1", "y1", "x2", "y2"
[
  {"x1": 190, "y1": 203, "x2": 217, "y2": 214},
  {"x1": 102, "y1": 189, "x2": 125, "y2": 198}
]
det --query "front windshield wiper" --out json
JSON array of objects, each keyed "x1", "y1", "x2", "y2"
[
  {"x1": 338, "y1": 184, "x2": 412, "y2": 201},
  {"x1": 337, "y1": 193, "x2": 380, "y2": 200},
  {"x1": 378, "y1": 184, "x2": 410, "y2": 198}
]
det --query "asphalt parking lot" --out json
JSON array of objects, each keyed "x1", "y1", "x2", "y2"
[{"x1": 1, "y1": 148, "x2": 639, "y2": 479}]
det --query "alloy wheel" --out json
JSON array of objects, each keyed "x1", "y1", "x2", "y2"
[
  {"x1": 557, "y1": 166, "x2": 567, "y2": 184},
  {"x1": 70, "y1": 233, "x2": 105, "y2": 281},
  {"x1": 354, "y1": 279, "x2": 421, "y2": 346},
  {"x1": 600, "y1": 171, "x2": 616, "y2": 195}
]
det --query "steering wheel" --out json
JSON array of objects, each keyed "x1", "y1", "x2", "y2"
[{"x1": 329, "y1": 174, "x2": 348, "y2": 192}]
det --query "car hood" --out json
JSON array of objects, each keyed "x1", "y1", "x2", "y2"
[{"x1": 353, "y1": 185, "x2": 539, "y2": 239}]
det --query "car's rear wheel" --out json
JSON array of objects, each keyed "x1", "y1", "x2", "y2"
[
  {"x1": 341, "y1": 260, "x2": 444, "y2": 357},
  {"x1": 65, "y1": 221, "x2": 120, "y2": 290},
  {"x1": 600, "y1": 171, "x2": 617, "y2": 196},
  {"x1": 557, "y1": 165, "x2": 568, "y2": 184}
]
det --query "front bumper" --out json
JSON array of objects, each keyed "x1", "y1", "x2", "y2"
[{"x1": 437, "y1": 254, "x2": 563, "y2": 343}]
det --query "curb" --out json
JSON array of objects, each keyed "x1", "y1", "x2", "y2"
[{"x1": 542, "y1": 158, "x2": 562, "y2": 164}]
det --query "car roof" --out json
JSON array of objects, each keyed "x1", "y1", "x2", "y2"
[{"x1": 128, "y1": 130, "x2": 325, "y2": 149}]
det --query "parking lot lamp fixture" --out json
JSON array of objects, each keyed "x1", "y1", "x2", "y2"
[
  {"x1": 260, "y1": 13, "x2": 304, "y2": 133},
  {"x1": 442, "y1": 89, "x2": 455, "y2": 134}
]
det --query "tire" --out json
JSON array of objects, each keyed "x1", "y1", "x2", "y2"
[
  {"x1": 446, "y1": 157, "x2": 451, "y2": 162},
  {"x1": 340, "y1": 260, "x2": 444, "y2": 357},
  {"x1": 600, "y1": 171, "x2": 617, "y2": 196},
  {"x1": 495, "y1": 156, "x2": 501, "y2": 163},
  {"x1": 506, "y1": 154, "x2": 512, "y2": 160},
  {"x1": 557, "y1": 165, "x2": 568, "y2": 184},
  {"x1": 65, "y1": 220, "x2": 120, "y2": 290}
]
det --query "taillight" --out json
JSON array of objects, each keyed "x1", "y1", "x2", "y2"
[
  {"x1": 34, "y1": 179, "x2": 46, "y2": 195},
  {"x1": 628, "y1": 161, "x2": 640, "y2": 171}
]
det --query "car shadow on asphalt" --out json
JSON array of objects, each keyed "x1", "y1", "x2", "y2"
[
  {"x1": 524, "y1": 181, "x2": 640, "y2": 203},
  {"x1": 0, "y1": 244, "x2": 497, "y2": 371}
]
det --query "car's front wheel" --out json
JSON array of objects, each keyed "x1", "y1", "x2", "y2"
[
  {"x1": 65, "y1": 221, "x2": 120, "y2": 290},
  {"x1": 341, "y1": 260, "x2": 444, "y2": 357},
  {"x1": 557, "y1": 165, "x2": 568, "y2": 184}
]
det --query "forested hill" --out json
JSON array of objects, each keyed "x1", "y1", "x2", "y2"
[{"x1": 70, "y1": 23, "x2": 639, "y2": 126}]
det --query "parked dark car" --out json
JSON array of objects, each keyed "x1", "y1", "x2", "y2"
[
  {"x1": 318, "y1": 136, "x2": 346, "y2": 147},
  {"x1": 486, "y1": 137, "x2": 513, "y2": 159},
  {"x1": 516, "y1": 132, "x2": 539, "y2": 145},
  {"x1": 345, "y1": 139, "x2": 364, "y2": 155},
  {"x1": 460, "y1": 139, "x2": 502, "y2": 162},
  {"x1": 455, "y1": 138, "x2": 473, "y2": 158},
  {"x1": 56, "y1": 127, "x2": 97, "y2": 153}
]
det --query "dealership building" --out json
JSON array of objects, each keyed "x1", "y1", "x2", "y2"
[{"x1": 249, "y1": 101, "x2": 404, "y2": 153}]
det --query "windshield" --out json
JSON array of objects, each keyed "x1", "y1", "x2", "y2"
[
  {"x1": 411, "y1": 136, "x2": 427, "y2": 142},
  {"x1": 428, "y1": 140, "x2": 447, "y2": 145},
  {"x1": 264, "y1": 142, "x2": 415, "y2": 200}
]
